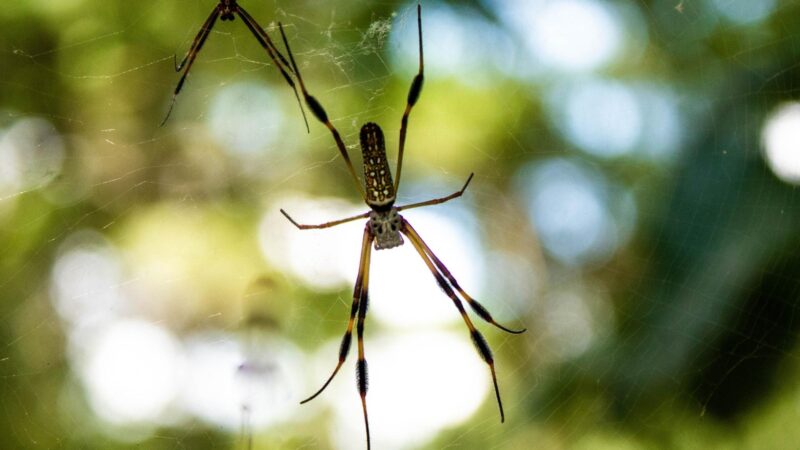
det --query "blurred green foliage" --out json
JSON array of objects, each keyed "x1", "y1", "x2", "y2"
[{"x1": 2, "y1": 0, "x2": 800, "y2": 449}]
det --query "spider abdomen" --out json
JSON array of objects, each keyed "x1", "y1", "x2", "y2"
[
  {"x1": 369, "y1": 209, "x2": 404, "y2": 250},
  {"x1": 360, "y1": 123, "x2": 396, "y2": 208}
]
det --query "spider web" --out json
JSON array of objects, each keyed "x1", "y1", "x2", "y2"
[{"x1": 2, "y1": 0, "x2": 800, "y2": 449}]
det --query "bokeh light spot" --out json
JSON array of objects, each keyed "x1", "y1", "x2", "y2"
[
  {"x1": 208, "y1": 82, "x2": 284, "y2": 157},
  {"x1": 636, "y1": 85, "x2": 683, "y2": 161},
  {"x1": 81, "y1": 320, "x2": 181, "y2": 425},
  {"x1": 51, "y1": 231, "x2": 127, "y2": 327},
  {"x1": 762, "y1": 102, "x2": 800, "y2": 184},
  {"x1": 260, "y1": 195, "x2": 364, "y2": 291},
  {"x1": 517, "y1": 159, "x2": 635, "y2": 266},
  {"x1": 327, "y1": 332, "x2": 488, "y2": 449},
  {"x1": 0, "y1": 117, "x2": 65, "y2": 194},
  {"x1": 710, "y1": 0, "x2": 777, "y2": 25},
  {"x1": 497, "y1": 0, "x2": 623, "y2": 73},
  {"x1": 179, "y1": 332, "x2": 304, "y2": 429},
  {"x1": 548, "y1": 80, "x2": 683, "y2": 161},
  {"x1": 542, "y1": 289, "x2": 597, "y2": 359},
  {"x1": 391, "y1": 3, "x2": 514, "y2": 83},
  {"x1": 559, "y1": 79, "x2": 642, "y2": 157}
]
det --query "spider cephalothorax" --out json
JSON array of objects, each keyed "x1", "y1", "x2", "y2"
[
  {"x1": 278, "y1": 5, "x2": 525, "y2": 449},
  {"x1": 220, "y1": 1, "x2": 236, "y2": 21},
  {"x1": 368, "y1": 209, "x2": 404, "y2": 250}
]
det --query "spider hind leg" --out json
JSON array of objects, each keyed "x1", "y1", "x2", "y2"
[
  {"x1": 404, "y1": 221, "x2": 526, "y2": 334},
  {"x1": 402, "y1": 220, "x2": 508, "y2": 423}
]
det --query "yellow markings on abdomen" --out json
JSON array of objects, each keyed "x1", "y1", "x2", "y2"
[{"x1": 360, "y1": 122, "x2": 396, "y2": 206}]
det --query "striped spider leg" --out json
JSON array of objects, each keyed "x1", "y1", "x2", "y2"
[
  {"x1": 161, "y1": 0, "x2": 308, "y2": 129},
  {"x1": 278, "y1": 4, "x2": 525, "y2": 449}
]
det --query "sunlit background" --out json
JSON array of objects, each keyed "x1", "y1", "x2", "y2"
[{"x1": 2, "y1": 0, "x2": 800, "y2": 448}]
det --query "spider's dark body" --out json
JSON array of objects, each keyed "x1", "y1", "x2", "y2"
[
  {"x1": 278, "y1": 5, "x2": 525, "y2": 449},
  {"x1": 360, "y1": 122, "x2": 405, "y2": 250},
  {"x1": 220, "y1": 1, "x2": 236, "y2": 21}
]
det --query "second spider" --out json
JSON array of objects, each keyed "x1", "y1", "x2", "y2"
[
  {"x1": 278, "y1": 5, "x2": 525, "y2": 449},
  {"x1": 161, "y1": 0, "x2": 306, "y2": 127}
]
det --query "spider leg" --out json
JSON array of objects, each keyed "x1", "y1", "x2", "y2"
[
  {"x1": 277, "y1": 22, "x2": 367, "y2": 201},
  {"x1": 174, "y1": 6, "x2": 221, "y2": 72},
  {"x1": 397, "y1": 173, "x2": 474, "y2": 212},
  {"x1": 161, "y1": 7, "x2": 221, "y2": 126},
  {"x1": 233, "y1": 6, "x2": 292, "y2": 68},
  {"x1": 404, "y1": 221, "x2": 526, "y2": 334},
  {"x1": 394, "y1": 3, "x2": 425, "y2": 193},
  {"x1": 280, "y1": 209, "x2": 369, "y2": 230},
  {"x1": 402, "y1": 219, "x2": 506, "y2": 423},
  {"x1": 300, "y1": 226, "x2": 373, "y2": 404},
  {"x1": 235, "y1": 6, "x2": 310, "y2": 132},
  {"x1": 355, "y1": 237, "x2": 373, "y2": 450}
]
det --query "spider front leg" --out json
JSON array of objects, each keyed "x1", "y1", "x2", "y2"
[
  {"x1": 395, "y1": 3, "x2": 425, "y2": 192},
  {"x1": 402, "y1": 219, "x2": 508, "y2": 423},
  {"x1": 234, "y1": 6, "x2": 309, "y2": 132},
  {"x1": 280, "y1": 209, "x2": 369, "y2": 230},
  {"x1": 161, "y1": 7, "x2": 221, "y2": 126},
  {"x1": 396, "y1": 173, "x2": 474, "y2": 212},
  {"x1": 234, "y1": 6, "x2": 292, "y2": 70},
  {"x1": 173, "y1": 7, "x2": 221, "y2": 73},
  {"x1": 277, "y1": 23, "x2": 366, "y2": 200}
]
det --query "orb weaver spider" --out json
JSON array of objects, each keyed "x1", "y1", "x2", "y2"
[
  {"x1": 277, "y1": 5, "x2": 525, "y2": 448},
  {"x1": 161, "y1": 0, "x2": 307, "y2": 128}
]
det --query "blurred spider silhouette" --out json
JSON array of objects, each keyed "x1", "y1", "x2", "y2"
[
  {"x1": 278, "y1": 5, "x2": 525, "y2": 449},
  {"x1": 161, "y1": 0, "x2": 307, "y2": 128}
]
